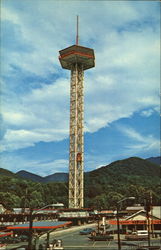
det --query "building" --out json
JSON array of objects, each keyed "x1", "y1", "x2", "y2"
[
  {"x1": 122, "y1": 208, "x2": 161, "y2": 232},
  {"x1": 109, "y1": 206, "x2": 161, "y2": 233}
]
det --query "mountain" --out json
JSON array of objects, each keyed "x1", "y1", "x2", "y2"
[
  {"x1": 88, "y1": 156, "x2": 160, "y2": 177},
  {"x1": 146, "y1": 156, "x2": 160, "y2": 165},
  {"x1": 44, "y1": 173, "x2": 68, "y2": 182},
  {"x1": 0, "y1": 168, "x2": 17, "y2": 177},
  {"x1": 84, "y1": 157, "x2": 160, "y2": 207},
  {"x1": 85, "y1": 156, "x2": 160, "y2": 186},
  {"x1": 16, "y1": 170, "x2": 68, "y2": 183},
  {"x1": 16, "y1": 170, "x2": 43, "y2": 182}
]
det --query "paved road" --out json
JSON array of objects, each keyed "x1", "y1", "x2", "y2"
[{"x1": 37, "y1": 224, "x2": 161, "y2": 250}]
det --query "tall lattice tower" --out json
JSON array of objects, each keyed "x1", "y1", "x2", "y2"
[{"x1": 59, "y1": 17, "x2": 95, "y2": 208}]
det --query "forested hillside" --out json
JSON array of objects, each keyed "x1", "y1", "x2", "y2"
[
  {"x1": 0, "y1": 176, "x2": 68, "y2": 209},
  {"x1": 0, "y1": 157, "x2": 160, "y2": 209},
  {"x1": 84, "y1": 157, "x2": 160, "y2": 208}
]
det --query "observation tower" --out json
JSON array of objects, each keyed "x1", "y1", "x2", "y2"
[{"x1": 59, "y1": 17, "x2": 95, "y2": 208}]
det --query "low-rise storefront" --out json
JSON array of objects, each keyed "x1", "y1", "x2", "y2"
[{"x1": 109, "y1": 208, "x2": 161, "y2": 234}]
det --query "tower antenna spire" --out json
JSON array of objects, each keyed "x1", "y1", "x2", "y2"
[{"x1": 76, "y1": 15, "x2": 79, "y2": 45}]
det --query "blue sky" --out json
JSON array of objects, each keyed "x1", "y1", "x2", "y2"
[{"x1": 0, "y1": 0, "x2": 160, "y2": 176}]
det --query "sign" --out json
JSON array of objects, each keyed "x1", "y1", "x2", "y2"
[{"x1": 109, "y1": 220, "x2": 161, "y2": 225}]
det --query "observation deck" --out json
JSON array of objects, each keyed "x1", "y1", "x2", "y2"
[{"x1": 59, "y1": 45, "x2": 95, "y2": 70}]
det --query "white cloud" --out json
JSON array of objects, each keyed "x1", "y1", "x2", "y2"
[
  {"x1": 118, "y1": 126, "x2": 160, "y2": 155},
  {"x1": 1, "y1": 77, "x2": 70, "y2": 151},
  {"x1": 83, "y1": 24, "x2": 160, "y2": 132},
  {"x1": 0, "y1": 127, "x2": 69, "y2": 152},
  {"x1": 1, "y1": 6, "x2": 19, "y2": 24},
  {"x1": 140, "y1": 109, "x2": 154, "y2": 117}
]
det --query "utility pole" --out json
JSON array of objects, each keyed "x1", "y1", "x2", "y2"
[
  {"x1": 116, "y1": 205, "x2": 121, "y2": 250},
  {"x1": 28, "y1": 208, "x2": 33, "y2": 250},
  {"x1": 116, "y1": 197, "x2": 135, "y2": 250},
  {"x1": 145, "y1": 198, "x2": 151, "y2": 247}
]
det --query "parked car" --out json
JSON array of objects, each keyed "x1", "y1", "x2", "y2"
[
  {"x1": 125, "y1": 230, "x2": 148, "y2": 241},
  {"x1": 17, "y1": 235, "x2": 29, "y2": 242},
  {"x1": 8, "y1": 236, "x2": 21, "y2": 243},
  {"x1": 79, "y1": 228, "x2": 95, "y2": 235},
  {"x1": 0, "y1": 236, "x2": 21, "y2": 244},
  {"x1": 88, "y1": 233, "x2": 114, "y2": 241}
]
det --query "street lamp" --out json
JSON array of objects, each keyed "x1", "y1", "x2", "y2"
[
  {"x1": 34, "y1": 203, "x2": 56, "y2": 213},
  {"x1": 116, "y1": 197, "x2": 135, "y2": 250}
]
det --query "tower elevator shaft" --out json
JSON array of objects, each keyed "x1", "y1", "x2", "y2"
[{"x1": 69, "y1": 63, "x2": 84, "y2": 208}]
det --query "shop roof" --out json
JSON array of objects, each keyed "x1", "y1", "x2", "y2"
[
  {"x1": 7, "y1": 221, "x2": 72, "y2": 230},
  {"x1": 125, "y1": 209, "x2": 160, "y2": 221}
]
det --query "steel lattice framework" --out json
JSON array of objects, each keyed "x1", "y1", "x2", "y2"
[
  {"x1": 69, "y1": 63, "x2": 84, "y2": 208},
  {"x1": 59, "y1": 44, "x2": 95, "y2": 208}
]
